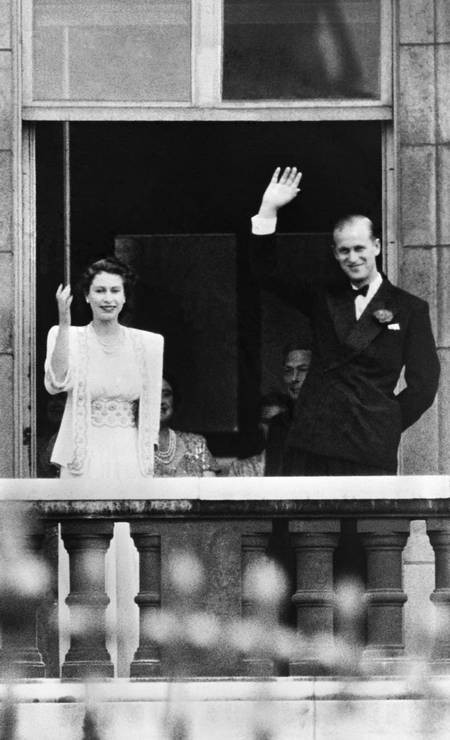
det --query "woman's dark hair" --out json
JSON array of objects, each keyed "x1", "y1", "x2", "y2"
[
  {"x1": 79, "y1": 256, "x2": 136, "y2": 300},
  {"x1": 163, "y1": 373, "x2": 182, "y2": 411}
]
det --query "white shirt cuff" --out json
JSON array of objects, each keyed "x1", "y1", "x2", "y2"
[{"x1": 251, "y1": 214, "x2": 277, "y2": 235}]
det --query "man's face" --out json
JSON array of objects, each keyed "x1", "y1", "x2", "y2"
[
  {"x1": 333, "y1": 220, "x2": 380, "y2": 287},
  {"x1": 283, "y1": 349, "x2": 312, "y2": 400}
]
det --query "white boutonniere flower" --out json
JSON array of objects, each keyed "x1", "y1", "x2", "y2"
[{"x1": 373, "y1": 309, "x2": 394, "y2": 324}]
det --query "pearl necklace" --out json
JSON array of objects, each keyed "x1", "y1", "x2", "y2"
[
  {"x1": 155, "y1": 428, "x2": 177, "y2": 465},
  {"x1": 90, "y1": 324, "x2": 124, "y2": 355}
]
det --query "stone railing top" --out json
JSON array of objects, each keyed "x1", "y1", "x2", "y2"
[
  {"x1": 2, "y1": 677, "x2": 450, "y2": 702},
  {"x1": 0, "y1": 475, "x2": 449, "y2": 502}
]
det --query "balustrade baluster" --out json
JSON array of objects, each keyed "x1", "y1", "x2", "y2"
[
  {"x1": 241, "y1": 532, "x2": 272, "y2": 676},
  {"x1": 289, "y1": 520, "x2": 340, "y2": 675},
  {"x1": 358, "y1": 519, "x2": 410, "y2": 673},
  {"x1": 61, "y1": 519, "x2": 114, "y2": 679},
  {"x1": 0, "y1": 520, "x2": 47, "y2": 679},
  {"x1": 129, "y1": 526, "x2": 161, "y2": 677},
  {"x1": 426, "y1": 520, "x2": 450, "y2": 671}
]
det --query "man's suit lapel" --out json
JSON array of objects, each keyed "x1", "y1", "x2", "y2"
[
  {"x1": 325, "y1": 279, "x2": 399, "y2": 368},
  {"x1": 326, "y1": 288, "x2": 356, "y2": 344},
  {"x1": 345, "y1": 279, "x2": 399, "y2": 354}
]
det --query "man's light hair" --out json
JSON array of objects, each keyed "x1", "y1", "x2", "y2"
[{"x1": 332, "y1": 214, "x2": 375, "y2": 244}]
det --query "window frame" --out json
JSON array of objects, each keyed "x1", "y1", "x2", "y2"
[
  {"x1": 22, "y1": 0, "x2": 393, "y2": 122},
  {"x1": 20, "y1": 120, "x2": 398, "y2": 477},
  {"x1": 17, "y1": 0, "x2": 398, "y2": 476}
]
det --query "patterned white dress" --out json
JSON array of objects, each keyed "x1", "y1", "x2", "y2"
[
  {"x1": 61, "y1": 329, "x2": 141, "y2": 480},
  {"x1": 45, "y1": 323, "x2": 163, "y2": 479}
]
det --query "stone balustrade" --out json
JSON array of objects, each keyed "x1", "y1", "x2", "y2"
[{"x1": 0, "y1": 477, "x2": 449, "y2": 679}]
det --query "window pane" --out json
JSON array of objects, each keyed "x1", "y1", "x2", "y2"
[
  {"x1": 223, "y1": 0, "x2": 381, "y2": 100},
  {"x1": 32, "y1": 1, "x2": 191, "y2": 101}
]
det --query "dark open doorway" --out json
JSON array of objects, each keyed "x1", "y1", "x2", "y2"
[{"x1": 36, "y1": 121, "x2": 381, "y2": 474}]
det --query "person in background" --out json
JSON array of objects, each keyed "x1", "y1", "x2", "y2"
[
  {"x1": 264, "y1": 344, "x2": 312, "y2": 475},
  {"x1": 154, "y1": 377, "x2": 219, "y2": 477},
  {"x1": 229, "y1": 343, "x2": 312, "y2": 476},
  {"x1": 282, "y1": 344, "x2": 312, "y2": 404},
  {"x1": 228, "y1": 392, "x2": 288, "y2": 477}
]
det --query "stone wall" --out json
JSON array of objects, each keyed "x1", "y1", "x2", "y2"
[
  {"x1": 399, "y1": 0, "x2": 450, "y2": 473},
  {"x1": 5, "y1": 679, "x2": 450, "y2": 740},
  {"x1": 0, "y1": 0, "x2": 14, "y2": 475}
]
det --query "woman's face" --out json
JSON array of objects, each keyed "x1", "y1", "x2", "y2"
[
  {"x1": 87, "y1": 271, "x2": 125, "y2": 322},
  {"x1": 160, "y1": 379, "x2": 175, "y2": 427}
]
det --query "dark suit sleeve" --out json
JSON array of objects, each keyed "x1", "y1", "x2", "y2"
[
  {"x1": 249, "y1": 232, "x2": 316, "y2": 317},
  {"x1": 396, "y1": 302, "x2": 440, "y2": 430},
  {"x1": 264, "y1": 412, "x2": 289, "y2": 476}
]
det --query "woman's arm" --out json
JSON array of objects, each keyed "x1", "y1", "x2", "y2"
[
  {"x1": 50, "y1": 284, "x2": 72, "y2": 383},
  {"x1": 45, "y1": 285, "x2": 74, "y2": 393}
]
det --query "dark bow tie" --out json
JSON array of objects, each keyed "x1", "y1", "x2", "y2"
[{"x1": 351, "y1": 284, "x2": 369, "y2": 298}]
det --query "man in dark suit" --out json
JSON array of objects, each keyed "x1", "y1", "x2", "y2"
[{"x1": 251, "y1": 166, "x2": 440, "y2": 475}]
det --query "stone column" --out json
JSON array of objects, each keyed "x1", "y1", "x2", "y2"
[
  {"x1": 61, "y1": 519, "x2": 114, "y2": 679},
  {"x1": 426, "y1": 519, "x2": 450, "y2": 671},
  {"x1": 397, "y1": 0, "x2": 447, "y2": 474},
  {"x1": 0, "y1": 524, "x2": 47, "y2": 678},
  {"x1": 240, "y1": 532, "x2": 272, "y2": 676},
  {"x1": 289, "y1": 520, "x2": 340, "y2": 675},
  {"x1": 129, "y1": 525, "x2": 161, "y2": 677},
  {"x1": 358, "y1": 519, "x2": 410, "y2": 673},
  {"x1": 0, "y1": 0, "x2": 18, "y2": 476}
]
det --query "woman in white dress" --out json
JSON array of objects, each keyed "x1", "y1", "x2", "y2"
[
  {"x1": 45, "y1": 257, "x2": 163, "y2": 480},
  {"x1": 45, "y1": 256, "x2": 164, "y2": 675}
]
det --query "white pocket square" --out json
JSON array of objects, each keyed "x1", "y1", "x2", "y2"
[{"x1": 387, "y1": 323, "x2": 400, "y2": 331}]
